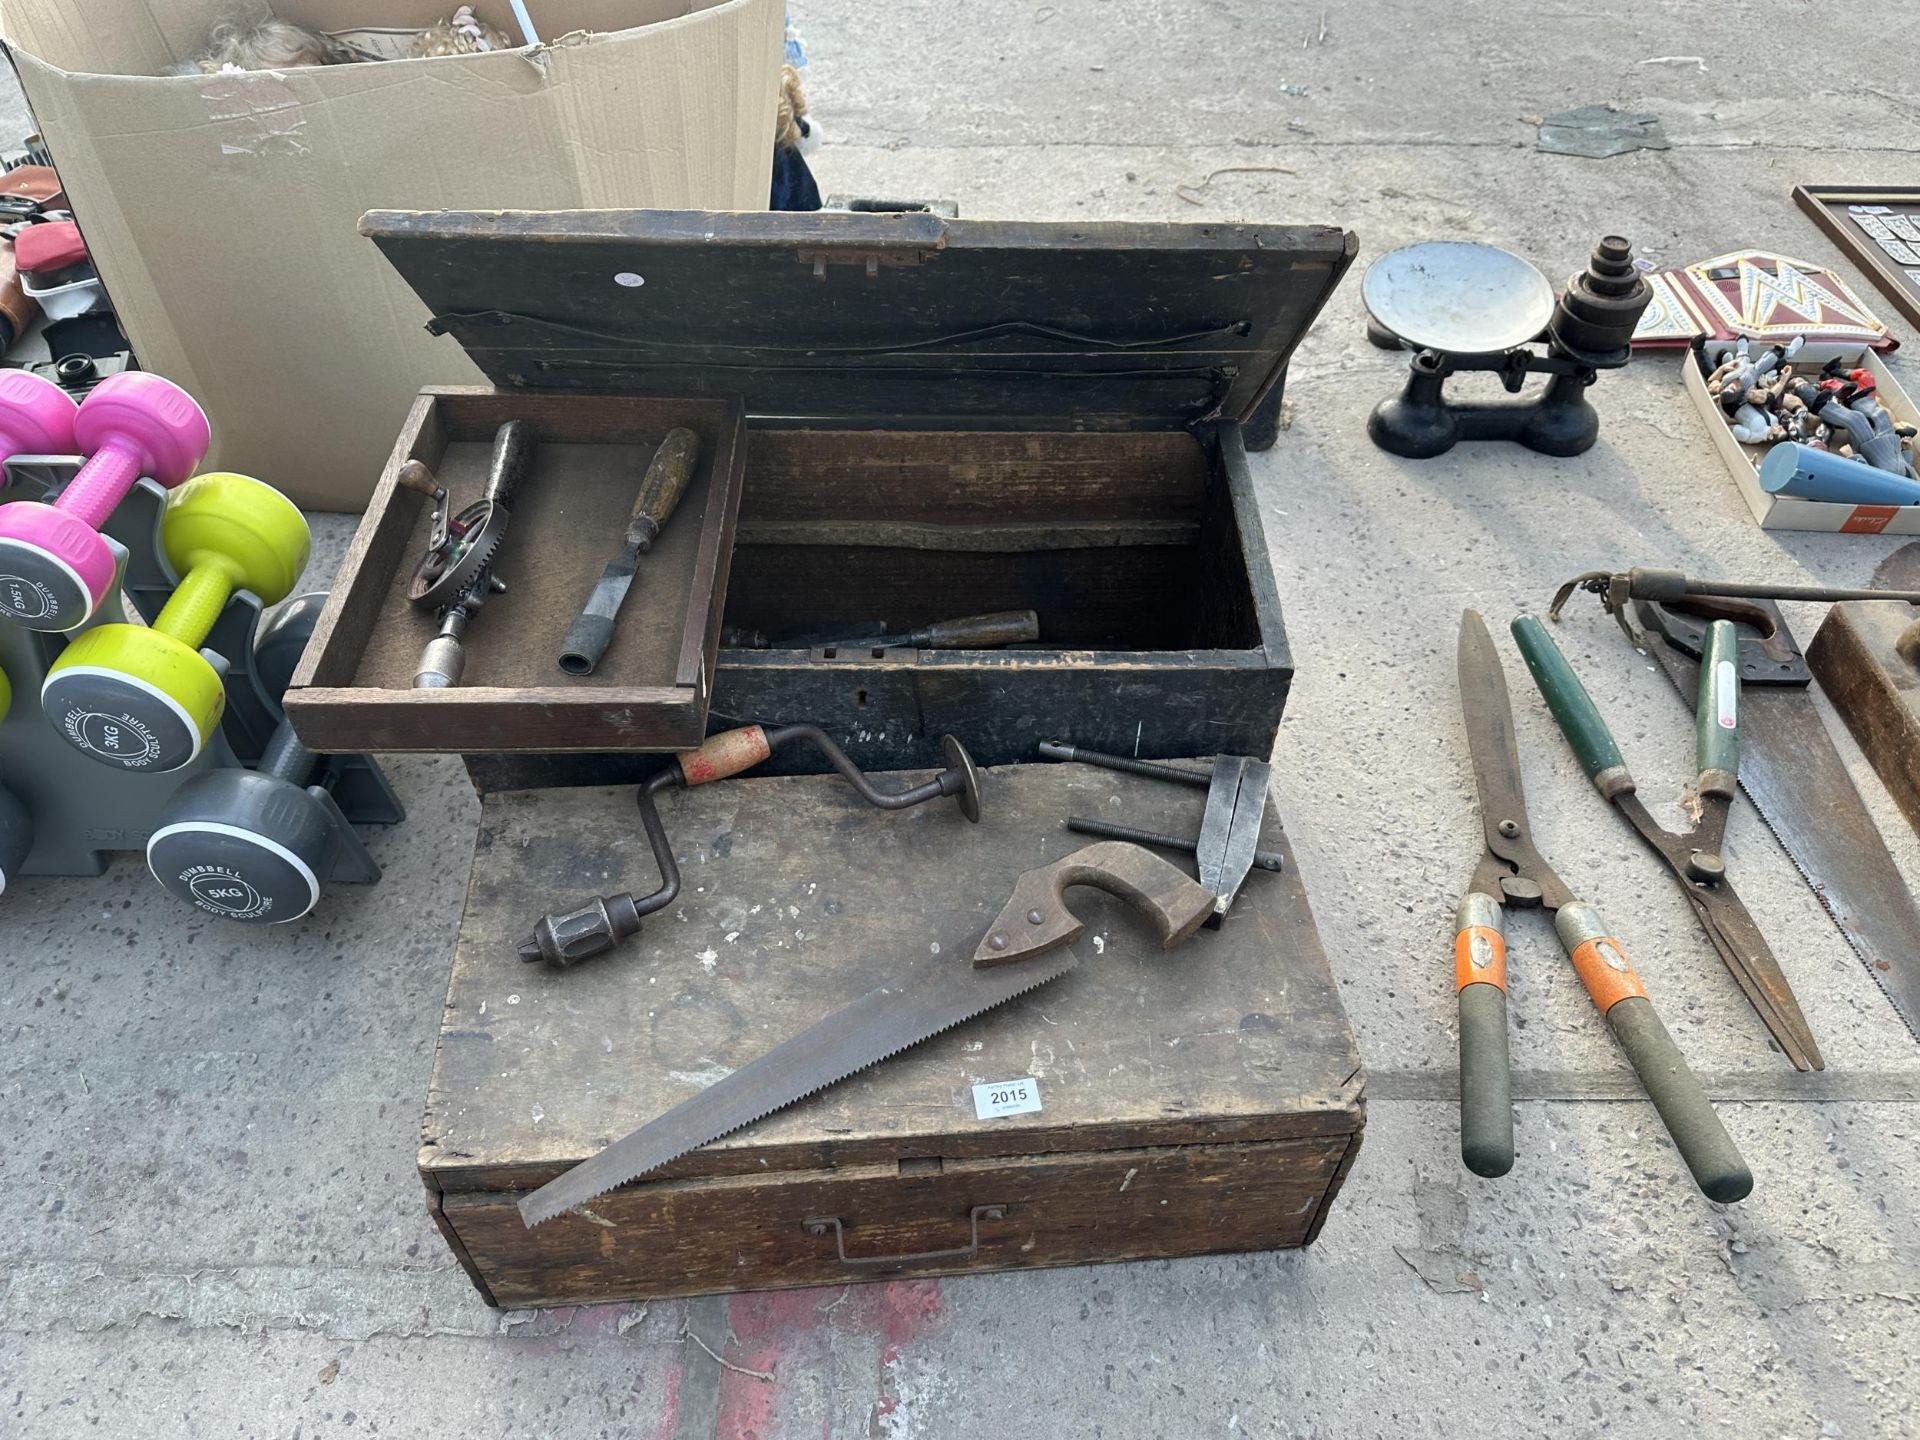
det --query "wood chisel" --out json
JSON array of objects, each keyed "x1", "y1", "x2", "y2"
[{"x1": 558, "y1": 427, "x2": 702, "y2": 676}]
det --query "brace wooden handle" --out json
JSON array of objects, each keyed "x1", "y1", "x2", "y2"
[
  {"x1": 972, "y1": 842, "x2": 1215, "y2": 968},
  {"x1": 675, "y1": 725, "x2": 772, "y2": 787}
]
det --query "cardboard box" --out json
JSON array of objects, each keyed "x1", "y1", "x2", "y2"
[
  {"x1": 1685, "y1": 342, "x2": 1920, "y2": 534},
  {"x1": 0, "y1": 0, "x2": 783, "y2": 511}
]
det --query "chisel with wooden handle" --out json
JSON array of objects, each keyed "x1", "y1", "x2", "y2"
[{"x1": 558, "y1": 427, "x2": 702, "y2": 676}]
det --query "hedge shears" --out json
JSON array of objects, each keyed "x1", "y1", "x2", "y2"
[
  {"x1": 1509, "y1": 614, "x2": 1822, "y2": 1073},
  {"x1": 1454, "y1": 610, "x2": 1752, "y2": 1201}
]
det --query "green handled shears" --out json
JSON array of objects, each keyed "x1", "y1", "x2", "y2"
[
  {"x1": 1455, "y1": 611, "x2": 1751, "y2": 1201},
  {"x1": 1510, "y1": 615, "x2": 1823, "y2": 1072}
]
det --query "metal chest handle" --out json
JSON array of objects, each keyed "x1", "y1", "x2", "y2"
[{"x1": 801, "y1": 1205, "x2": 1006, "y2": 1269}]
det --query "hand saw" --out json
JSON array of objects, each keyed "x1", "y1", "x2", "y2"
[
  {"x1": 1566, "y1": 593, "x2": 1920, "y2": 1046},
  {"x1": 517, "y1": 842, "x2": 1216, "y2": 1229}
]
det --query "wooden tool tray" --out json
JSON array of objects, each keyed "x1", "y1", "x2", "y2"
[
  {"x1": 290, "y1": 208, "x2": 1354, "y2": 771},
  {"x1": 286, "y1": 391, "x2": 746, "y2": 753},
  {"x1": 423, "y1": 761, "x2": 1363, "y2": 1307}
]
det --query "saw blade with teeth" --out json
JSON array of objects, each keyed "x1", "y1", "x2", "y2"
[{"x1": 517, "y1": 947, "x2": 1079, "y2": 1228}]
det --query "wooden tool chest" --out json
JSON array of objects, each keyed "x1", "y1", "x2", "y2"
[
  {"x1": 425, "y1": 762, "x2": 1363, "y2": 1307},
  {"x1": 285, "y1": 209, "x2": 1355, "y2": 775},
  {"x1": 295, "y1": 206, "x2": 1365, "y2": 1301}
]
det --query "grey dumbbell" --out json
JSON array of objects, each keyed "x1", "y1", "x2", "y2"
[
  {"x1": 145, "y1": 720, "x2": 337, "y2": 923},
  {"x1": 0, "y1": 666, "x2": 35, "y2": 894},
  {"x1": 142, "y1": 592, "x2": 340, "y2": 920},
  {"x1": 0, "y1": 783, "x2": 31, "y2": 896},
  {"x1": 253, "y1": 591, "x2": 326, "y2": 701}
]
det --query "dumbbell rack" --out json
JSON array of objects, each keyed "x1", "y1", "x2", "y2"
[{"x1": 0, "y1": 456, "x2": 402, "y2": 879}]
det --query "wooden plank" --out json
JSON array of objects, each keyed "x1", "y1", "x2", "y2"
[
  {"x1": 721, "y1": 544, "x2": 1211, "y2": 650},
  {"x1": 741, "y1": 429, "x2": 1211, "y2": 524},
  {"x1": 1792, "y1": 185, "x2": 1920, "y2": 332},
  {"x1": 1302, "y1": 1131, "x2": 1365, "y2": 1247},
  {"x1": 675, "y1": 399, "x2": 746, "y2": 691},
  {"x1": 360, "y1": 209, "x2": 1356, "y2": 426},
  {"x1": 421, "y1": 762, "x2": 1361, "y2": 1194},
  {"x1": 286, "y1": 394, "x2": 444, "y2": 695},
  {"x1": 421, "y1": 1176, "x2": 499, "y2": 1308},
  {"x1": 288, "y1": 685, "x2": 703, "y2": 755},
  {"x1": 461, "y1": 651, "x2": 1288, "y2": 791},
  {"x1": 1231, "y1": 232, "x2": 1360, "y2": 425},
  {"x1": 1807, "y1": 597, "x2": 1920, "y2": 837},
  {"x1": 1214, "y1": 420, "x2": 1291, "y2": 669},
  {"x1": 443, "y1": 1137, "x2": 1349, "y2": 1308},
  {"x1": 426, "y1": 387, "x2": 743, "y2": 446},
  {"x1": 731, "y1": 519, "x2": 1202, "y2": 552}
]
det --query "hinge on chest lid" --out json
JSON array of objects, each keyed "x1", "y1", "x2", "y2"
[{"x1": 796, "y1": 245, "x2": 942, "y2": 280}]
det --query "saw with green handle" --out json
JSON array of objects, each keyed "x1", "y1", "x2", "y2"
[{"x1": 517, "y1": 842, "x2": 1216, "y2": 1229}]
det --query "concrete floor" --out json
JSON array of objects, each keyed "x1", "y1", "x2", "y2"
[{"x1": 4, "y1": 2, "x2": 1920, "y2": 1436}]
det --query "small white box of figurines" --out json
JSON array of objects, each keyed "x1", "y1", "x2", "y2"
[{"x1": 1685, "y1": 338, "x2": 1920, "y2": 534}]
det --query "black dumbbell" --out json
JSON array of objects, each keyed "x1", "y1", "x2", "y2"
[{"x1": 252, "y1": 592, "x2": 325, "y2": 702}]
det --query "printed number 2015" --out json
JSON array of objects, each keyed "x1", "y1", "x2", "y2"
[{"x1": 972, "y1": 1077, "x2": 1042, "y2": 1119}]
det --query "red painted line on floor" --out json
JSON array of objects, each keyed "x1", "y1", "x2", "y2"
[
  {"x1": 651, "y1": 1355, "x2": 683, "y2": 1440},
  {"x1": 709, "y1": 1280, "x2": 947, "y2": 1438}
]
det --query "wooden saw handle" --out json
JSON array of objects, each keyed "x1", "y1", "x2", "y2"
[{"x1": 972, "y1": 842, "x2": 1216, "y2": 968}]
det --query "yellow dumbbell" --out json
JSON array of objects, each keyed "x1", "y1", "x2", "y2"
[{"x1": 42, "y1": 473, "x2": 309, "y2": 772}]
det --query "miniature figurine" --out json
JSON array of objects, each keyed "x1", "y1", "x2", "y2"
[
  {"x1": 1708, "y1": 335, "x2": 1804, "y2": 414},
  {"x1": 1729, "y1": 384, "x2": 1785, "y2": 444},
  {"x1": 1819, "y1": 392, "x2": 1918, "y2": 478}
]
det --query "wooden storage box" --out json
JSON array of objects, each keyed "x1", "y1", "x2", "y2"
[
  {"x1": 1686, "y1": 341, "x2": 1920, "y2": 535},
  {"x1": 286, "y1": 391, "x2": 747, "y2": 753},
  {"x1": 423, "y1": 760, "x2": 1363, "y2": 1306},
  {"x1": 322, "y1": 208, "x2": 1354, "y2": 774}
]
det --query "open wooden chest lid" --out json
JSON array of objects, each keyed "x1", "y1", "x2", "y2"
[{"x1": 360, "y1": 209, "x2": 1357, "y2": 428}]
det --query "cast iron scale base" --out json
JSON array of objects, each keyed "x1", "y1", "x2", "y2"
[{"x1": 1363, "y1": 237, "x2": 1654, "y2": 459}]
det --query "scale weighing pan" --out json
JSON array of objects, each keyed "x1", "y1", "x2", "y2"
[{"x1": 1363, "y1": 241, "x2": 1556, "y2": 355}]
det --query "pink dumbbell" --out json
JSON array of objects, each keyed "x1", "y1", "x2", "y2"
[
  {"x1": 0, "y1": 372, "x2": 210, "y2": 631},
  {"x1": 0, "y1": 369, "x2": 78, "y2": 464}
]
